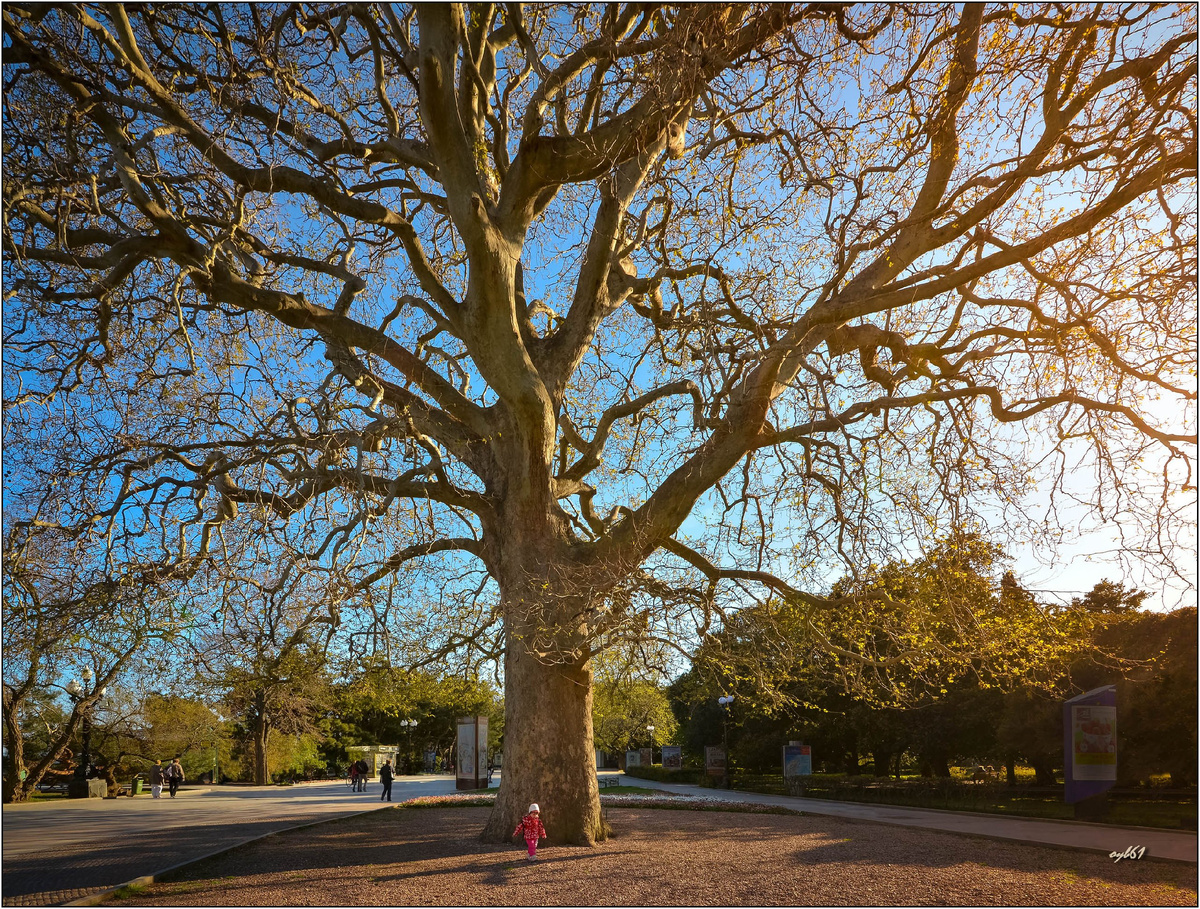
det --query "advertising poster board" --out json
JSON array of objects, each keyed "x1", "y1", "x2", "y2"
[
  {"x1": 456, "y1": 716, "x2": 488, "y2": 790},
  {"x1": 661, "y1": 746, "x2": 682, "y2": 770},
  {"x1": 639, "y1": 747, "x2": 653, "y2": 767},
  {"x1": 456, "y1": 719, "x2": 475, "y2": 780},
  {"x1": 783, "y1": 744, "x2": 812, "y2": 777},
  {"x1": 705, "y1": 746, "x2": 726, "y2": 776},
  {"x1": 625, "y1": 750, "x2": 641, "y2": 768},
  {"x1": 1063, "y1": 686, "x2": 1117, "y2": 804},
  {"x1": 476, "y1": 715, "x2": 489, "y2": 780}
]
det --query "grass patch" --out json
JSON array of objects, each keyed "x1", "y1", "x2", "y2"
[
  {"x1": 147, "y1": 879, "x2": 219, "y2": 896},
  {"x1": 401, "y1": 793, "x2": 496, "y2": 809},
  {"x1": 27, "y1": 789, "x2": 69, "y2": 802},
  {"x1": 787, "y1": 787, "x2": 1197, "y2": 829},
  {"x1": 732, "y1": 772, "x2": 1196, "y2": 830},
  {"x1": 107, "y1": 882, "x2": 148, "y2": 901},
  {"x1": 602, "y1": 793, "x2": 802, "y2": 817},
  {"x1": 602, "y1": 785, "x2": 661, "y2": 795},
  {"x1": 394, "y1": 789, "x2": 799, "y2": 817}
]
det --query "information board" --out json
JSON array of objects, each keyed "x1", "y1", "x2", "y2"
[{"x1": 705, "y1": 746, "x2": 726, "y2": 776}]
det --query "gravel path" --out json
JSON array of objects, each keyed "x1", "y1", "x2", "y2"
[{"x1": 106, "y1": 806, "x2": 1196, "y2": 906}]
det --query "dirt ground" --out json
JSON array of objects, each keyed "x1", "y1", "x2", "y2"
[{"x1": 107, "y1": 806, "x2": 1197, "y2": 906}]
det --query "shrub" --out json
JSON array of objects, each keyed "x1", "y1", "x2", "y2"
[{"x1": 622, "y1": 765, "x2": 704, "y2": 784}]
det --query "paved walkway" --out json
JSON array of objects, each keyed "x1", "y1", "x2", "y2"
[
  {"x1": 4, "y1": 772, "x2": 1193, "y2": 906},
  {"x1": 613, "y1": 773, "x2": 1198, "y2": 863},
  {"x1": 1, "y1": 776, "x2": 460, "y2": 906}
]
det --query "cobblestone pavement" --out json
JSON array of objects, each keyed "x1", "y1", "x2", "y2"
[{"x1": 1, "y1": 777, "x2": 459, "y2": 906}]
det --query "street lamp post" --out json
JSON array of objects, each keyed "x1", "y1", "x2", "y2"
[
  {"x1": 718, "y1": 696, "x2": 734, "y2": 789},
  {"x1": 210, "y1": 710, "x2": 225, "y2": 785},
  {"x1": 399, "y1": 719, "x2": 416, "y2": 773},
  {"x1": 646, "y1": 725, "x2": 656, "y2": 765},
  {"x1": 65, "y1": 668, "x2": 106, "y2": 798}
]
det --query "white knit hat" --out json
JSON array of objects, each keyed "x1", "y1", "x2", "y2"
[{"x1": 528, "y1": 803, "x2": 539, "y2": 813}]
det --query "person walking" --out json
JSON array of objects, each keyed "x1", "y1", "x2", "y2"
[
  {"x1": 149, "y1": 760, "x2": 165, "y2": 799},
  {"x1": 513, "y1": 803, "x2": 547, "y2": 862},
  {"x1": 349, "y1": 761, "x2": 360, "y2": 792},
  {"x1": 379, "y1": 759, "x2": 394, "y2": 802},
  {"x1": 355, "y1": 758, "x2": 370, "y2": 792},
  {"x1": 166, "y1": 758, "x2": 185, "y2": 798}
]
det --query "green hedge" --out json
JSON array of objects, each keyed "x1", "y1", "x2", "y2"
[{"x1": 621, "y1": 765, "x2": 707, "y2": 785}]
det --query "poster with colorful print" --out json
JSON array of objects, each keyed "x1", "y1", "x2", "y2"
[
  {"x1": 1071, "y1": 705, "x2": 1117, "y2": 780},
  {"x1": 1063, "y1": 685, "x2": 1117, "y2": 803}
]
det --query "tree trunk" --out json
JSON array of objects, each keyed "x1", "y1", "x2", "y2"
[
  {"x1": 872, "y1": 751, "x2": 893, "y2": 777},
  {"x1": 253, "y1": 690, "x2": 271, "y2": 785},
  {"x1": 481, "y1": 604, "x2": 607, "y2": 845},
  {"x1": 1, "y1": 687, "x2": 65, "y2": 803},
  {"x1": 1031, "y1": 755, "x2": 1056, "y2": 786},
  {"x1": 843, "y1": 746, "x2": 860, "y2": 776},
  {"x1": 1005, "y1": 755, "x2": 1016, "y2": 786},
  {"x1": 2, "y1": 691, "x2": 28, "y2": 803}
]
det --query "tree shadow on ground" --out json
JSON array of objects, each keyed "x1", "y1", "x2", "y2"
[
  {"x1": 370, "y1": 845, "x2": 643, "y2": 888},
  {"x1": 92, "y1": 805, "x2": 1195, "y2": 907},
  {"x1": 782, "y1": 814, "x2": 1193, "y2": 890}
]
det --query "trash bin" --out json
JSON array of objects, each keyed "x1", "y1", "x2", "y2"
[{"x1": 131, "y1": 776, "x2": 144, "y2": 796}]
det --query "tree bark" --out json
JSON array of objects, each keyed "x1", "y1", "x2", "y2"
[
  {"x1": 1031, "y1": 755, "x2": 1056, "y2": 787},
  {"x1": 2, "y1": 692, "x2": 28, "y2": 803},
  {"x1": 930, "y1": 752, "x2": 952, "y2": 778},
  {"x1": 3, "y1": 684, "x2": 85, "y2": 803},
  {"x1": 843, "y1": 747, "x2": 860, "y2": 776},
  {"x1": 872, "y1": 751, "x2": 893, "y2": 778},
  {"x1": 253, "y1": 690, "x2": 271, "y2": 786},
  {"x1": 482, "y1": 594, "x2": 608, "y2": 845}
]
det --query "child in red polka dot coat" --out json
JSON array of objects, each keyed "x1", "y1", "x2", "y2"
[{"x1": 513, "y1": 803, "x2": 547, "y2": 861}]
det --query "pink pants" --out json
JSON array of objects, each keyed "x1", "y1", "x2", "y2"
[{"x1": 525, "y1": 837, "x2": 538, "y2": 857}]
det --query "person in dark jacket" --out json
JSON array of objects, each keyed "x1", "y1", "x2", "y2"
[
  {"x1": 165, "y1": 758, "x2": 186, "y2": 798},
  {"x1": 354, "y1": 758, "x2": 369, "y2": 791},
  {"x1": 379, "y1": 759, "x2": 394, "y2": 801}
]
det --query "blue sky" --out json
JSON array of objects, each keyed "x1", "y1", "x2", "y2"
[{"x1": 2, "y1": 5, "x2": 1194, "y2": 702}]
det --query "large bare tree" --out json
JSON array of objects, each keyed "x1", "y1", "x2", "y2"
[{"x1": 3, "y1": 4, "x2": 1194, "y2": 841}]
